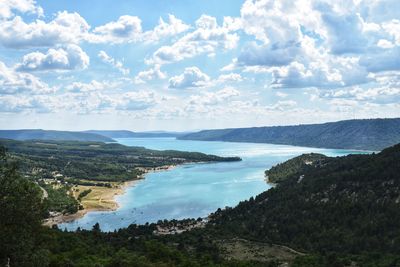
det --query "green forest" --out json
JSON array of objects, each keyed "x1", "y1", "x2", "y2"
[
  {"x1": 179, "y1": 118, "x2": 400, "y2": 151},
  {"x1": 0, "y1": 139, "x2": 240, "y2": 182},
  {"x1": 1, "y1": 143, "x2": 400, "y2": 266}
]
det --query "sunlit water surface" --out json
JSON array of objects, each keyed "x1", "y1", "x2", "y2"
[{"x1": 60, "y1": 138, "x2": 366, "y2": 231}]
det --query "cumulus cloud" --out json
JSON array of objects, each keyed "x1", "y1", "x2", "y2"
[
  {"x1": 0, "y1": 11, "x2": 90, "y2": 48},
  {"x1": 134, "y1": 65, "x2": 166, "y2": 84},
  {"x1": 0, "y1": 60, "x2": 53, "y2": 94},
  {"x1": 238, "y1": 41, "x2": 301, "y2": 67},
  {"x1": 91, "y1": 15, "x2": 142, "y2": 43},
  {"x1": 142, "y1": 14, "x2": 190, "y2": 42},
  {"x1": 149, "y1": 15, "x2": 239, "y2": 64},
  {"x1": 319, "y1": 9, "x2": 367, "y2": 55},
  {"x1": 169, "y1": 67, "x2": 210, "y2": 89},
  {"x1": 116, "y1": 91, "x2": 157, "y2": 111},
  {"x1": 16, "y1": 44, "x2": 89, "y2": 72},
  {"x1": 188, "y1": 87, "x2": 240, "y2": 107},
  {"x1": 98, "y1": 50, "x2": 129, "y2": 75},
  {"x1": 66, "y1": 80, "x2": 119, "y2": 92},
  {"x1": 0, "y1": 95, "x2": 57, "y2": 113},
  {"x1": 233, "y1": 0, "x2": 400, "y2": 89},
  {"x1": 0, "y1": 0, "x2": 43, "y2": 19},
  {"x1": 89, "y1": 14, "x2": 189, "y2": 44}
]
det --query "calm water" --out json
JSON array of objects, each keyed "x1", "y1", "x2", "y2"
[{"x1": 60, "y1": 138, "x2": 365, "y2": 231}]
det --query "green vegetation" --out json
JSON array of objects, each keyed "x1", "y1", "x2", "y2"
[
  {"x1": 209, "y1": 143, "x2": 400, "y2": 265},
  {"x1": 0, "y1": 146, "x2": 47, "y2": 266},
  {"x1": 41, "y1": 184, "x2": 79, "y2": 214},
  {"x1": 0, "y1": 147, "x2": 259, "y2": 266},
  {"x1": 265, "y1": 153, "x2": 326, "y2": 183},
  {"x1": 0, "y1": 129, "x2": 114, "y2": 142},
  {"x1": 0, "y1": 139, "x2": 240, "y2": 182},
  {"x1": 77, "y1": 189, "x2": 92, "y2": 201},
  {"x1": 178, "y1": 118, "x2": 400, "y2": 150},
  {"x1": 2, "y1": 142, "x2": 400, "y2": 266},
  {"x1": 0, "y1": 139, "x2": 240, "y2": 216}
]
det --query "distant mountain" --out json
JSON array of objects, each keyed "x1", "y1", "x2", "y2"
[
  {"x1": 178, "y1": 118, "x2": 400, "y2": 151},
  {"x1": 85, "y1": 130, "x2": 186, "y2": 138},
  {"x1": 0, "y1": 129, "x2": 114, "y2": 142}
]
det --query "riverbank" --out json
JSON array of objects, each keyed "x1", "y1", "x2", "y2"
[{"x1": 43, "y1": 165, "x2": 177, "y2": 227}]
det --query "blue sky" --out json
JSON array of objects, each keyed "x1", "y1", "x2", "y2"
[{"x1": 0, "y1": 0, "x2": 399, "y2": 131}]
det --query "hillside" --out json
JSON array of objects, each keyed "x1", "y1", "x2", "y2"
[
  {"x1": 178, "y1": 118, "x2": 400, "y2": 151},
  {"x1": 0, "y1": 129, "x2": 114, "y2": 142},
  {"x1": 209, "y1": 143, "x2": 400, "y2": 264},
  {"x1": 265, "y1": 153, "x2": 327, "y2": 183},
  {"x1": 0, "y1": 139, "x2": 240, "y2": 183},
  {"x1": 2, "y1": 141, "x2": 400, "y2": 266},
  {"x1": 85, "y1": 130, "x2": 185, "y2": 138}
]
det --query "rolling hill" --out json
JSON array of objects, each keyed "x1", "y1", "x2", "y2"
[
  {"x1": 178, "y1": 118, "x2": 400, "y2": 151},
  {"x1": 85, "y1": 130, "x2": 185, "y2": 138},
  {"x1": 0, "y1": 129, "x2": 114, "y2": 142}
]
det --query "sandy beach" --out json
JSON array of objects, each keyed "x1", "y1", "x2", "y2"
[{"x1": 43, "y1": 165, "x2": 177, "y2": 227}]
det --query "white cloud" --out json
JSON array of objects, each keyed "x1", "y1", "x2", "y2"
[
  {"x1": 377, "y1": 39, "x2": 395, "y2": 49},
  {"x1": 216, "y1": 73, "x2": 243, "y2": 83},
  {"x1": 0, "y1": 60, "x2": 53, "y2": 94},
  {"x1": 91, "y1": 15, "x2": 142, "y2": 44},
  {"x1": 276, "y1": 91, "x2": 288, "y2": 98},
  {"x1": 0, "y1": 11, "x2": 90, "y2": 48},
  {"x1": 17, "y1": 44, "x2": 89, "y2": 72},
  {"x1": 320, "y1": 10, "x2": 367, "y2": 55},
  {"x1": 169, "y1": 67, "x2": 210, "y2": 89},
  {"x1": 149, "y1": 14, "x2": 239, "y2": 64},
  {"x1": 187, "y1": 87, "x2": 240, "y2": 107},
  {"x1": 98, "y1": 50, "x2": 129, "y2": 75},
  {"x1": 265, "y1": 100, "x2": 297, "y2": 111},
  {"x1": 90, "y1": 14, "x2": 189, "y2": 44},
  {"x1": 142, "y1": 14, "x2": 190, "y2": 42},
  {"x1": 66, "y1": 80, "x2": 119, "y2": 92},
  {"x1": 134, "y1": 65, "x2": 166, "y2": 84},
  {"x1": 382, "y1": 19, "x2": 400, "y2": 46},
  {"x1": 0, "y1": 0, "x2": 43, "y2": 19},
  {"x1": 233, "y1": 0, "x2": 400, "y2": 90},
  {"x1": 0, "y1": 95, "x2": 58, "y2": 113},
  {"x1": 116, "y1": 91, "x2": 157, "y2": 111},
  {"x1": 238, "y1": 41, "x2": 301, "y2": 67}
]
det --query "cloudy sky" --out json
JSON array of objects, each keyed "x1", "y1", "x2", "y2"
[{"x1": 0, "y1": 0, "x2": 399, "y2": 131}]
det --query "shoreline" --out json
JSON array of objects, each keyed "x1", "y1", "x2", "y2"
[{"x1": 43, "y1": 164, "x2": 177, "y2": 227}]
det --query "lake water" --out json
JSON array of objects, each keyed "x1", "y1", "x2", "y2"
[{"x1": 60, "y1": 138, "x2": 365, "y2": 231}]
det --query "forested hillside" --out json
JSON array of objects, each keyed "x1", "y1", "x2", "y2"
[
  {"x1": 209, "y1": 143, "x2": 400, "y2": 265},
  {"x1": 0, "y1": 139, "x2": 240, "y2": 182},
  {"x1": 179, "y1": 118, "x2": 400, "y2": 151},
  {"x1": 2, "y1": 142, "x2": 400, "y2": 266}
]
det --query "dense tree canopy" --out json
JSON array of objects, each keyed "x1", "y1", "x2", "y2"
[{"x1": 0, "y1": 147, "x2": 47, "y2": 266}]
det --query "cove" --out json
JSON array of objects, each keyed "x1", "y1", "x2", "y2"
[{"x1": 60, "y1": 138, "x2": 366, "y2": 231}]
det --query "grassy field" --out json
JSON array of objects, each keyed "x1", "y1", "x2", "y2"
[{"x1": 71, "y1": 183, "x2": 131, "y2": 211}]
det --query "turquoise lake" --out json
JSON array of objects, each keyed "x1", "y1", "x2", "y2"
[{"x1": 60, "y1": 138, "x2": 365, "y2": 231}]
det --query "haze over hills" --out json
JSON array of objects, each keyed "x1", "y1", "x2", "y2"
[
  {"x1": 0, "y1": 129, "x2": 114, "y2": 142},
  {"x1": 178, "y1": 118, "x2": 400, "y2": 151},
  {"x1": 85, "y1": 130, "x2": 186, "y2": 138}
]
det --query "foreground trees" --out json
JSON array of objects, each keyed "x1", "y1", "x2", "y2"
[{"x1": 0, "y1": 147, "x2": 47, "y2": 266}]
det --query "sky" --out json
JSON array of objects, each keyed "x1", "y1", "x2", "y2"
[{"x1": 0, "y1": 0, "x2": 399, "y2": 131}]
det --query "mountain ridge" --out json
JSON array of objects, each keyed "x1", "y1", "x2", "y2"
[
  {"x1": 178, "y1": 118, "x2": 400, "y2": 150},
  {"x1": 0, "y1": 129, "x2": 114, "y2": 142}
]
